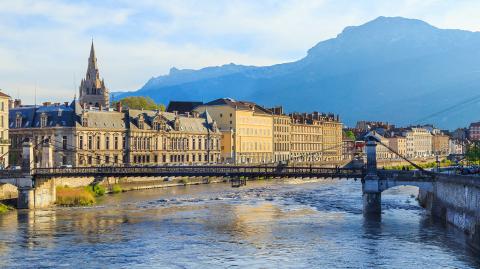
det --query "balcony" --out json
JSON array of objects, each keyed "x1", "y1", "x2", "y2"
[{"x1": 0, "y1": 139, "x2": 10, "y2": 145}]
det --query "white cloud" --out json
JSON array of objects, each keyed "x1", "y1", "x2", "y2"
[{"x1": 0, "y1": 0, "x2": 480, "y2": 104}]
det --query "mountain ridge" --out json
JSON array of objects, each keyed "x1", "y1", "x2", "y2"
[{"x1": 114, "y1": 16, "x2": 480, "y2": 129}]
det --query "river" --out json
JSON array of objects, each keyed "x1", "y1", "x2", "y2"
[{"x1": 0, "y1": 179, "x2": 479, "y2": 268}]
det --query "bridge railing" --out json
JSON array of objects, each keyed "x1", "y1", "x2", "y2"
[{"x1": 31, "y1": 165, "x2": 366, "y2": 178}]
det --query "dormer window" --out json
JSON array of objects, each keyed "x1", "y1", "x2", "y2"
[
  {"x1": 15, "y1": 113, "x2": 22, "y2": 128},
  {"x1": 138, "y1": 115, "x2": 145, "y2": 129},
  {"x1": 40, "y1": 113, "x2": 48, "y2": 128}
]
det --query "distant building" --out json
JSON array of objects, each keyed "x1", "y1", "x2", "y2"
[
  {"x1": 194, "y1": 98, "x2": 274, "y2": 164},
  {"x1": 469, "y1": 122, "x2": 480, "y2": 141},
  {"x1": 386, "y1": 135, "x2": 407, "y2": 159},
  {"x1": 267, "y1": 106, "x2": 291, "y2": 163},
  {"x1": 0, "y1": 90, "x2": 10, "y2": 168},
  {"x1": 451, "y1": 128, "x2": 468, "y2": 141},
  {"x1": 79, "y1": 42, "x2": 110, "y2": 109},
  {"x1": 355, "y1": 121, "x2": 394, "y2": 132},
  {"x1": 290, "y1": 112, "x2": 342, "y2": 162},
  {"x1": 432, "y1": 133, "x2": 450, "y2": 156},
  {"x1": 403, "y1": 127, "x2": 433, "y2": 158},
  {"x1": 342, "y1": 131, "x2": 355, "y2": 161}
]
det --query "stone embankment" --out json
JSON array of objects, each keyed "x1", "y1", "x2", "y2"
[{"x1": 419, "y1": 174, "x2": 480, "y2": 251}]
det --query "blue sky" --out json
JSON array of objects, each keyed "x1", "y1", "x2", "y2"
[{"x1": 1, "y1": 0, "x2": 480, "y2": 103}]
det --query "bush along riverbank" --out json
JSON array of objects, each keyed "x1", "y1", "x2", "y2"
[
  {"x1": 0, "y1": 203, "x2": 12, "y2": 214},
  {"x1": 56, "y1": 183, "x2": 125, "y2": 207}
]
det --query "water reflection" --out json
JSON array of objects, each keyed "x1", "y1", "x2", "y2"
[{"x1": 0, "y1": 179, "x2": 479, "y2": 268}]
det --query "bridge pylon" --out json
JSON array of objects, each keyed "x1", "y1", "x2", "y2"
[{"x1": 362, "y1": 134, "x2": 382, "y2": 215}]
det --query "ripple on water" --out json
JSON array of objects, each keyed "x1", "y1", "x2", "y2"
[{"x1": 0, "y1": 180, "x2": 479, "y2": 268}]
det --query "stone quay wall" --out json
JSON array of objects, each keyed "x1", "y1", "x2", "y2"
[{"x1": 419, "y1": 174, "x2": 480, "y2": 251}]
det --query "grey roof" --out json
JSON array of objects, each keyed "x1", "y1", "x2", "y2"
[
  {"x1": 203, "y1": 98, "x2": 272, "y2": 115},
  {"x1": 77, "y1": 110, "x2": 126, "y2": 129},
  {"x1": 127, "y1": 109, "x2": 219, "y2": 133},
  {"x1": 10, "y1": 103, "x2": 75, "y2": 128}
]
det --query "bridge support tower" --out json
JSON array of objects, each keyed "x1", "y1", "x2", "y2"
[{"x1": 362, "y1": 136, "x2": 382, "y2": 215}]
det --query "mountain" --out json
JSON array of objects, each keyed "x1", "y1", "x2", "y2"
[{"x1": 114, "y1": 16, "x2": 480, "y2": 129}]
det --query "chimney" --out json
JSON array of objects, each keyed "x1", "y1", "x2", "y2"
[{"x1": 116, "y1": 101, "x2": 122, "y2": 112}]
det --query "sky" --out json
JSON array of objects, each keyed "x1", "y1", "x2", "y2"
[{"x1": 1, "y1": 0, "x2": 480, "y2": 104}]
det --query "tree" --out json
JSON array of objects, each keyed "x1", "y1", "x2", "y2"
[
  {"x1": 466, "y1": 141, "x2": 480, "y2": 164},
  {"x1": 115, "y1": 96, "x2": 165, "y2": 111},
  {"x1": 345, "y1": 130, "x2": 356, "y2": 141}
]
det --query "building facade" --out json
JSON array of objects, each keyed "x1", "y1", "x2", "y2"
[
  {"x1": 268, "y1": 106, "x2": 291, "y2": 163},
  {"x1": 194, "y1": 98, "x2": 273, "y2": 164},
  {"x1": 290, "y1": 112, "x2": 342, "y2": 162},
  {"x1": 0, "y1": 91, "x2": 10, "y2": 168},
  {"x1": 403, "y1": 127, "x2": 433, "y2": 158},
  {"x1": 469, "y1": 122, "x2": 480, "y2": 141},
  {"x1": 386, "y1": 136, "x2": 407, "y2": 159},
  {"x1": 432, "y1": 133, "x2": 450, "y2": 156}
]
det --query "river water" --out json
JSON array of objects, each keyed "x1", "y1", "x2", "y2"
[{"x1": 0, "y1": 179, "x2": 479, "y2": 268}]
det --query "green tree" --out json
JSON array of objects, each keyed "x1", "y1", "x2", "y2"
[
  {"x1": 115, "y1": 96, "x2": 165, "y2": 111},
  {"x1": 345, "y1": 130, "x2": 356, "y2": 141},
  {"x1": 466, "y1": 141, "x2": 480, "y2": 164}
]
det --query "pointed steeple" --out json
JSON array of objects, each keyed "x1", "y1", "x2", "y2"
[
  {"x1": 79, "y1": 40, "x2": 110, "y2": 109},
  {"x1": 88, "y1": 39, "x2": 98, "y2": 71}
]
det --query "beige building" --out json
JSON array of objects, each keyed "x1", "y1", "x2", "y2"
[
  {"x1": 268, "y1": 106, "x2": 291, "y2": 163},
  {"x1": 0, "y1": 91, "x2": 10, "y2": 168},
  {"x1": 386, "y1": 136, "x2": 407, "y2": 159},
  {"x1": 194, "y1": 98, "x2": 273, "y2": 164},
  {"x1": 366, "y1": 131, "x2": 392, "y2": 160},
  {"x1": 432, "y1": 134, "x2": 450, "y2": 156},
  {"x1": 403, "y1": 127, "x2": 433, "y2": 158},
  {"x1": 126, "y1": 109, "x2": 221, "y2": 165},
  {"x1": 290, "y1": 112, "x2": 342, "y2": 162}
]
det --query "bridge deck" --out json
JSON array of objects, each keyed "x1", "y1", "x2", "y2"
[{"x1": 31, "y1": 165, "x2": 366, "y2": 179}]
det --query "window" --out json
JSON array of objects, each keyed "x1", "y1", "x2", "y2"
[
  {"x1": 40, "y1": 114, "x2": 48, "y2": 127},
  {"x1": 15, "y1": 115, "x2": 22, "y2": 128},
  {"x1": 62, "y1": 155, "x2": 67, "y2": 165},
  {"x1": 88, "y1": 156, "x2": 92, "y2": 165},
  {"x1": 96, "y1": 136, "x2": 101, "y2": 150},
  {"x1": 114, "y1": 136, "x2": 119, "y2": 150},
  {"x1": 106, "y1": 136, "x2": 110, "y2": 150},
  {"x1": 79, "y1": 136, "x2": 84, "y2": 149},
  {"x1": 105, "y1": 155, "x2": 110, "y2": 163},
  {"x1": 88, "y1": 136, "x2": 93, "y2": 150},
  {"x1": 62, "y1": 136, "x2": 67, "y2": 150},
  {"x1": 114, "y1": 155, "x2": 118, "y2": 164}
]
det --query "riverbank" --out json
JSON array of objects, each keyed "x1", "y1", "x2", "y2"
[
  {"x1": 55, "y1": 176, "x2": 227, "y2": 206},
  {"x1": 0, "y1": 203, "x2": 12, "y2": 214}
]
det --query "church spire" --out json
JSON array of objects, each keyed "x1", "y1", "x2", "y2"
[
  {"x1": 88, "y1": 39, "x2": 98, "y2": 71},
  {"x1": 79, "y1": 41, "x2": 110, "y2": 109}
]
